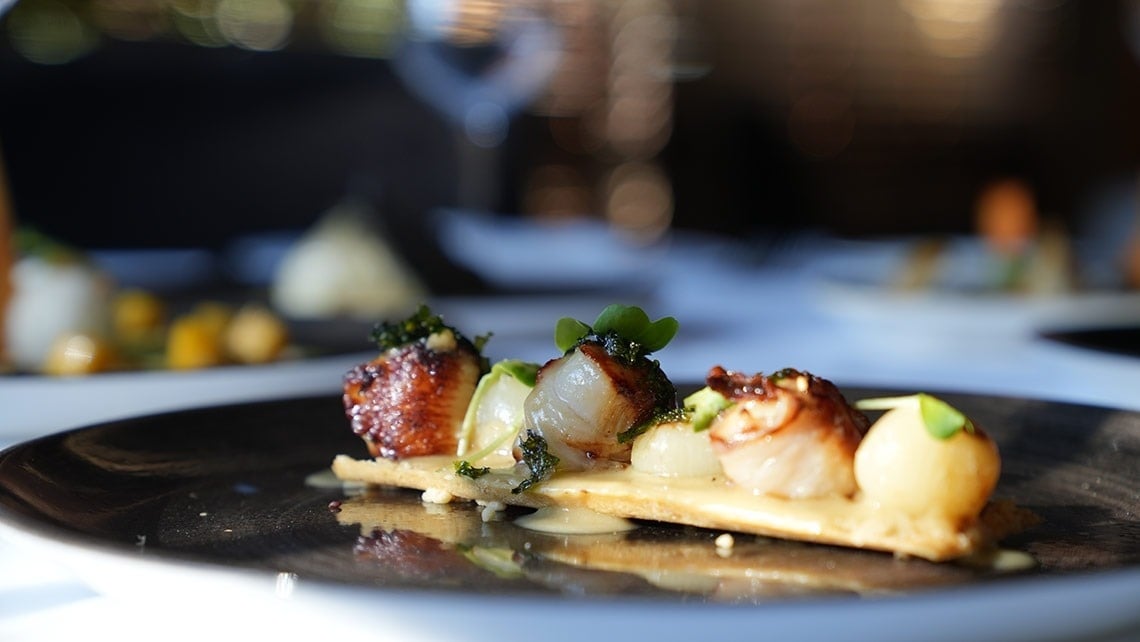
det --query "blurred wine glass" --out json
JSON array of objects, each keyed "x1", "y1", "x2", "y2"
[{"x1": 390, "y1": 0, "x2": 561, "y2": 211}]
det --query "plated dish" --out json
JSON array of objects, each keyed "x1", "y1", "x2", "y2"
[
  {"x1": 0, "y1": 389, "x2": 1138, "y2": 641},
  {"x1": 333, "y1": 304, "x2": 1025, "y2": 562},
  {"x1": 805, "y1": 236, "x2": 1140, "y2": 336}
]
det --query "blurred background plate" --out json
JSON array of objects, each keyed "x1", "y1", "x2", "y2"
[
  {"x1": 434, "y1": 208, "x2": 666, "y2": 293},
  {"x1": 806, "y1": 236, "x2": 1140, "y2": 337}
]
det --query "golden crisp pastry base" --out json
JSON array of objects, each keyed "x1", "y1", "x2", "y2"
[{"x1": 331, "y1": 454, "x2": 1033, "y2": 562}]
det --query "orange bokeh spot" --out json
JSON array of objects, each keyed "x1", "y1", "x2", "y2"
[{"x1": 974, "y1": 178, "x2": 1038, "y2": 254}]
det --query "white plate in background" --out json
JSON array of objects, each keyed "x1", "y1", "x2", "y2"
[
  {"x1": 805, "y1": 236, "x2": 1140, "y2": 336},
  {"x1": 434, "y1": 209, "x2": 665, "y2": 292}
]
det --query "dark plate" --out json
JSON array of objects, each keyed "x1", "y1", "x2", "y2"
[{"x1": 1, "y1": 389, "x2": 1139, "y2": 639}]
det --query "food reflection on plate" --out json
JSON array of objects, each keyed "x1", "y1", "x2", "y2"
[{"x1": 333, "y1": 487, "x2": 1033, "y2": 603}]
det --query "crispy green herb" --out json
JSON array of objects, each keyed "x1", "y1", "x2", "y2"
[
  {"x1": 554, "y1": 304, "x2": 678, "y2": 360},
  {"x1": 370, "y1": 305, "x2": 446, "y2": 350},
  {"x1": 454, "y1": 460, "x2": 491, "y2": 479},
  {"x1": 617, "y1": 406, "x2": 688, "y2": 443},
  {"x1": 512, "y1": 430, "x2": 559, "y2": 494},
  {"x1": 855, "y1": 393, "x2": 975, "y2": 440},
  {"x1": 369, "y1": 304, "x2": 491, "y2": 355}
]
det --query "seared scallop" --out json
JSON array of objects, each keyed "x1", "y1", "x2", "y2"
[
  {"x1": 523, "y1": 341, "x2": 676, "y2": 470},
  {"x1": 705, "y1": 366, "x2": 869, "y2": 499},
  {"x1": 344, "y1": 328, "x2": 484, "y2": 460}
]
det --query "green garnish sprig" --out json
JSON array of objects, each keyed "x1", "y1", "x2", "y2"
[
  {"x1": 684, "y1": 387, "x2": 734, "y2": 432},
  {"x1": 554, "y1": 304, "x2": 678, "y2": 362},
  {"x1": 512, "y1": 430, "x2": 559, "y2": 494},
  {"x1": 370, "y1": 304, "x2": 491, "y2": 354},
  {"x1": 855, "y1": 394, "x2": 975, "y2": 439}
]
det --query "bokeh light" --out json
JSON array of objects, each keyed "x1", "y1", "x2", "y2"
[
  {"x1": 605, "y1": 161, "x2": 672, "y2": 242},
  {"x1": 523, "y1": 163, "x2": 593, "y2": 220},
  {"x1": 90, "y1": 0, "x2": 169, "y2": 41},
  {"x1": 901, "y1": 0, "x2": 1002, "y2": 59},
  {"x1": 216, "y1": 0, "x2": 293, "y2": 52},
  {"x1": 169, "y1": 0, "x2": 227, "y2": 48},
  {"x1": 5, "y1": 0, "x2": 99, "y2": 64},
  {"x1": 317, "y1": 0, "x2": 404, "y2": 58}
]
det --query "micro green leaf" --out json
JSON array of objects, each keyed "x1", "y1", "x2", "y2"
[
  {"x1": 554, "y1": 317, "x2": 591, "y2": 353},
  {"x1": 554, "y1": 304, "x2": 678, "y2": 356},
  {"x1": 492, "y1": 359, "x2": 539, "y2": 387},
  {"x1": 855, "y1": 394, "x2": 974, "y2": 440},
  {"x1": 593, "y1": 304, "x2": 650, "y2": 341},
  {"x1": 918, "y1": 394, "x2": 975, "y2": 439},
  {"x1": 637, "y1": 316, "x2": 679, "y2": 353}
]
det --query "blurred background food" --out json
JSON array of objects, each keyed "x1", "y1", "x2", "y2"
[{"x1": 1, "y1": 0, "x2": 1140, "y2": 374}]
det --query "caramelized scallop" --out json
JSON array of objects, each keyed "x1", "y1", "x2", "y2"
[
  {"x1": 706, "y1": 367, "x2": 868, "y2": 499},
  {"x1": 523, "y1": 341, "x2": 676, "y2": 470},
  {"x1": 344, "y1": 329, "x2": 483, "y2": 459}
]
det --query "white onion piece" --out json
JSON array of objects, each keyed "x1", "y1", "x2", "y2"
[
  {"x1": 457, "y1": 369, "x2": 531, "y2": 468},
  {"x1": 631, "y1": 421, "x2": 723, "y2": 478},
  {"x1": 854, "y1": 405, "x2": 1000, "y2": 521}
]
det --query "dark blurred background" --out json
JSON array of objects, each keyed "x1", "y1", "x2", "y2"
[{"x1": 1, "y1": 0, "x2": 1139, "y2": 253}]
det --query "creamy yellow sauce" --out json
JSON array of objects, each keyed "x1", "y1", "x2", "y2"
[{"x1": 515, "y1": 506, "x2": 638, "y2": 535}]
